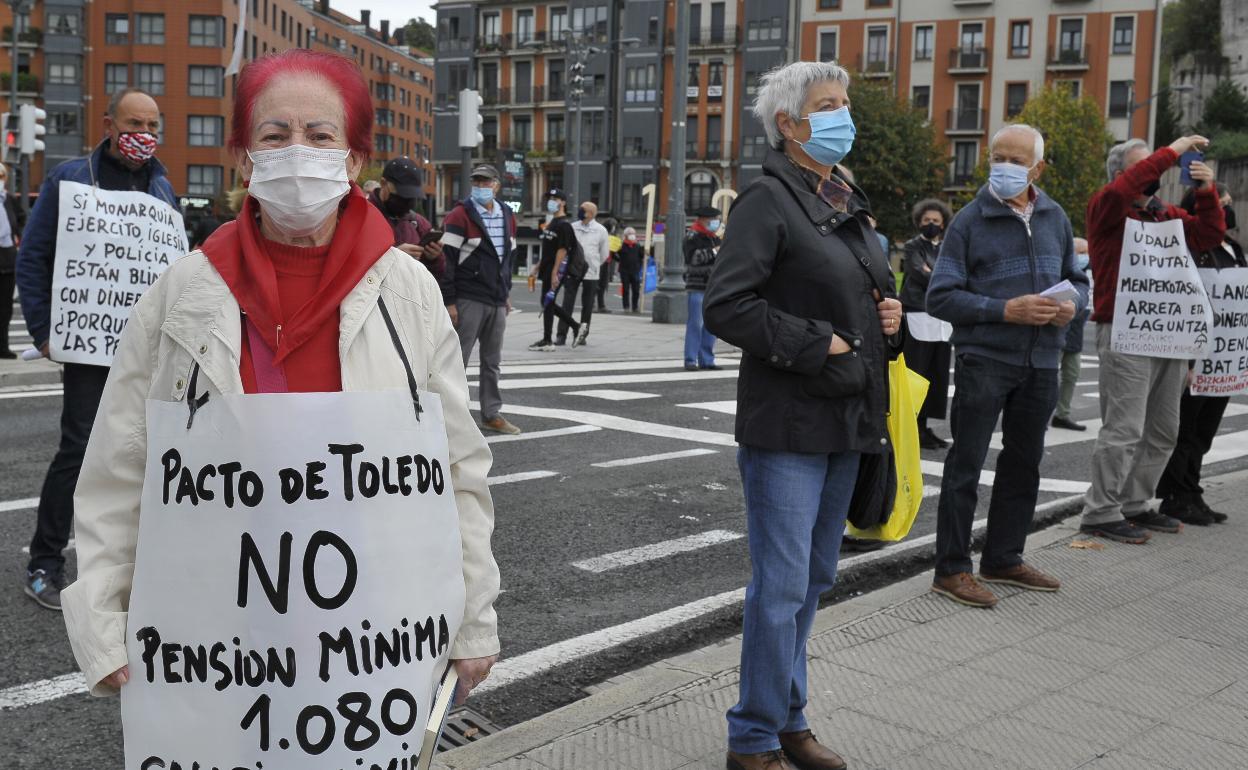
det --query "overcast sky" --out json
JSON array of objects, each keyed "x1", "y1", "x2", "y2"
[{"x1": 331, "y1": 0, "x2": 437, "y2": 26}]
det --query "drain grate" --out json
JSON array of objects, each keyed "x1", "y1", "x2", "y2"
[{"x1": 438, "y1": 706, "x2": 500, "y2": 752}]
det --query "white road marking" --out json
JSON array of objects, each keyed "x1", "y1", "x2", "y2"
[
  {"x1": 487, "y1": 370, "x2": 738, "y2": 390},
  {"x1": 495, "y1": 359, "x2": 739, "y2": 376},
  {"x1": 990, "y1": 403, "x2": 1248, "y2": 451},
  {"x1": 920, "y1": 459, "x2": 1090, "y2": 494},
  {"x1": 1081, "y1": 392, "x2": 1100, "y2": 400},
  {"x1": 562, "y1": 389, "x2": 661, "y2": 401},
  {"x1": 591, "y1": 448, "x2": 718, "y2": 468},
  {"x1": 0, "y1": 389, "x2": 62, "y2": 401},
  {"x1": 572, "y1": 529, "x2": 743, "y2": 573},
  {"x1": 0, "y1": 673, "x2": 88, "y2": 711},
  {"x1": 470, "y1": 401, "x2": 739, "y2": 447},
  {"x1": 678, "y1": 400, "x2": 738, "y2": 415},
  {"x1": 486, "y1": 425, "x2": 602, "y2": 444},
  {"x1": 0, "y1": 497, "x2": 39, "y2": 513},
  {"x1": 1206, "y1": 429, "x2": 1248, "y2": 466},
  {"x1": 487, "y1": 470, "x2": 559, "y2": 485}
]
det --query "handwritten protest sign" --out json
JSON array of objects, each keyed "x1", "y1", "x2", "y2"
[
  {"x1": 1111, "y1": 218, "x2": 1213, "y2": 359},
  {"x1": 1193, "y1": 267, "x2": 1248, "y2": 396},
  {"x1": 123, "y1": 390, "x2": 465, "y2": 770},
  {"x1": 50, "y1": 181, "x2": 187, "y2": 365}
]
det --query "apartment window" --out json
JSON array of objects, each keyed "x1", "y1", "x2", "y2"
[
  {"x1": 623, "y1": 136, "x2": 646, "y2": 158},
  {"x1": 960, "y1": 23, "x2": 984, "y2": 54},
  {"x1": 188, "y1": 65, "x2": 224, "y2": 97},
  {"x1": 104, "y1": 64, "x2": 128, "y2": 94},
  {"x1": 137, "y1": 14, "x2": 165, "y2": 44},
  {"x1": 868, "y1": 0, "x2": 891, "y2": 6},
  {"x1": 1112, "y1": 16, "x2": 1134, "y2": 55},
  {"x1": 747, "y1": 17, "x2": 783, "y2": 42},
  {"x1": 620, "y1": 183, "x2": 641, "y2": 215},
  {"x1": 547, "y1": 114, "x2": 565, "y2": 152},
  {"x1": 483, "y1": 116, "x2": 498, "y2": 153},
  {"x1": 516, "y1": 10, "x2": 534, "y2": 44},
  {"x1": 914, "y1": 25, "x2": 933, "y2": 61},
  {"x1": 375, "y1": 109, "x2": 394, "y2": 127},
  {"x1": 1010, "y1": 21, "x2": 1031, "y2": 58},
  {"x1": 1109, "y1": 81, "x2": 1132, "y2": 118},
  {"x1": 481, "y1": 13, "x2": 500, "y2": 44},
  {"x1": 710, "y1": 1, "x2": 726, "y2": 43},
  {"x1": 686, "y1": 115, "x2": 698, "y2": 156},
  {"x1": 136, "y1": 64, "x2": 165, "y2": 95},
  {"x1": 105, "y1": 14, "x2": 129, "y2": 45},
  {"x1": 1006, "y1": 83, "x2": 1028, "y2": 118},
  {"x1": 187, "y1": 165, "x2": 224, "y2": 195},
  {"x1": 1059, "y1": 79, "x2": 1081, "y2": 98},
  {"x1": 742, "y1": 134, "x2": 767, "y2": 159},
  {"x1": 513, "y1": 115, "x2": 532, "y2": 147},
  {"x1": 582, "y1": 112, "x2": 604, "y2": 154},
  {"x1": 47, "y1": 11, "x2": 81, "y2": 36},
  {"x1": 819, "y1": 0, "x2": 841, "y2": 8},
  {"x1": 550, "y1": 7, "x2": 568, "y2": 40},
  {"x1": 1059, "y1": 18, "x2": 1084, "y2": 57},
  {"x1": 47, "y1": 57, "x2": 80, "y2": 85},
  {"x1": 707, "y1": 115, "x2": 723, "y2": 157},
  {"x1": 49, "y1": 109, "x2": 80, "y2": 134},
  {"x1": 820, "y1": 31, "x2": 838, "y2": 63},
  {"x1": 953, "y1": 142, "x2": 978, "y2": 184},
  {"x1": 375, "y1": 134, "x2": 395, "y2": 153},
  {"x1": 686, "y1": 172, "x2": 715, "y2": 210},
  {"x1": 912, "y1": 85, "x2": 930, "y2": 113},
  {"x1": 625, "y1": 63, "x2": 657, "y2": 102},
  {"x1": 648, "y1": 16, "x2": 660, "y2": 45},
  {"x1": 573, "y1": 5, "x2": 608, "y2": 41},
  {"x1": 745, "y1": 71, "x2": 762, "y2": 98},
  {"x1": 687, "y1": 62, "x2": 700, "y2": 102},
  {"x1": 707, "y1": 60, "x2": 724, "y2": 101},
  {"x1": 189, "y1": 16, "x2": 225, "y2": 47},
  {"x1": 866, "y1": 26, "x2": 889, "y2": 71},
  {"x1": 188, "y1": 115, "x2": 224, "y2": 146}
]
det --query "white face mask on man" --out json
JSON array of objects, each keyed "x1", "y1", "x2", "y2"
[{"x1": 246, "y1": 145, "x2": 351, "y2": 237}]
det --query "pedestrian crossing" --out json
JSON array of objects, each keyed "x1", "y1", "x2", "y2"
[{"x1": 6, "y1": 299, "x2": 33, "y2": 352}]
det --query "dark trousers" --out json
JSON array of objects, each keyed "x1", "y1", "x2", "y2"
[
  {"x1": 935, "y1": 353, "x2": 1058, "y2": 576},
  {"x1": 28, "y1": 363, "x2": 110, "y2": 575},
  {"x1": 904, "y1": 337, "x2": 951, "y2": 425},
  {"x1": 1156, "y1": 389, "x2": 1230, "y2": 503},
  {"x1": 0, "y1": 271, "x2": 14, "y2": 352},
  {"x1": 541, "y1": 277, "x2": 581, "y2": 341},
  {"x1": 620, "y1": 269, "x2": 641, "y2": 310},
  {"x1": 596, "y1": 262, "x2": 614, "y2": 308},
  {"x1": 557, "y1": 277, "x2": 595, "y2": 341}
]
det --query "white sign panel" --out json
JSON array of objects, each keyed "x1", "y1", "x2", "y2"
[
  {"x1": 1111, "y1": 218, "x2": 1213, "y2": 359},
  {"x1": 1193, "y1": 267, "x2": 1248, "y2": 396},
  {"x1": 50, "y1": 181, "x2": 187, "y2": 366},
  {"x1": 122, "y1": 390, "x2": 466, "y2": 770}
]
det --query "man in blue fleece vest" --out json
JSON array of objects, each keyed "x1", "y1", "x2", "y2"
[{"x1": 926, "y1": 124, "x2": 1089, "y2": 608}]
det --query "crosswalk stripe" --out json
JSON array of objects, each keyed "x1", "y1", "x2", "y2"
[
  {"x1": 0, "y1": 497, "x2": 38, "y2": 513},
  {"x1": 0, "y1": 673, "x2": 88, "y2": 710},
  {"x1": 591, "y1": 448, "x2": 718, "y2": 468},
  {"x1": 572, "y1": 529, "x2": 743, "y2": 573},
  {"x1": 486, "y1": 425, "x2": 601, "y2": 444},
  {"x1": 487, "y1": 470, "x2": 559, "y2": 485}
]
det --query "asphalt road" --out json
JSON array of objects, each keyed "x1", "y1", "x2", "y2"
[{"x1": 4, "y1": 293, "x2": 1248, "y2": 767}]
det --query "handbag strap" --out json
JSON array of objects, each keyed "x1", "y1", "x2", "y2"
[{"x1": 376, "y1": 295, "x2": 424, "y2": 421}]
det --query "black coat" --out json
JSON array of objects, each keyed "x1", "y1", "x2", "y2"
[
  {"x1": 898, "y1": 236, "x2": 939, "y2": 311},
  {"x1": 617, "y1": 241, "x2": 645, "y2": 279},
  {"x1": 704, "y1": 149, "x2": 900, "y2": 454},
  {"x1": 0, "y1": 192, "x2": 26, "y2": 273},
  {"x1": 684, "y1": 228, "x2": 720, "y2": 291}
]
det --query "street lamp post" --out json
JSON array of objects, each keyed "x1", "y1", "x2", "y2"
[
  {"x1": 6, "y1": 0, "x2": 30, "y2": 211},
  {"x1": 1126, "y1": 82, "x2": 1194, "y2": 141},
  {"x1": 650, "y1": 0, "x2": 691, "y2": 324}
]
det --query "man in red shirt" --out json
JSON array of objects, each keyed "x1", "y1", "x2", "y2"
[{"x1": 1080, "y1": 134, "x2": 1225, "y2": 544}]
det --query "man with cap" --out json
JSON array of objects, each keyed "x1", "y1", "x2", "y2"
[
  {"x1": 529, "y1": 188, "x2": 585, "y2": 350},
  {"x1": 441, "y1": 164, "x2": 522, "y2": 435},
  {"x1": 368, "y1": 157, "x2": 444, "y2": 278},
  {"x1": 684, "y1": 206, "x2": 722, "y2": 370},
  {"x1": 560, "y1": 200, "x2": 610, "y2": 347}
]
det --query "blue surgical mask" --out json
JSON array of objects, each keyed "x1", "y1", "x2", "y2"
[
  {"x1": 989, "y1": 162, "x2": 1033, "y2": 200},
  {"x1": 471, "y1": 186, "x2": 495, "y2": 206},
  {"x1": 547, "y1": 199, "x2": 561, "y2": 214},
  {"x1": 1076, "y1": 252, "x2": 1090, "y2": 272},
  {"x1": 796, "y1": 106, "x2": 856, "y2": 167},
  {"x1": 707, "y1": 219, "x2": 721, "y2": 232}
]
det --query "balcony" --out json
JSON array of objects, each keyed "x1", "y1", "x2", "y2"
[
  {"x1": 1, "y1": 26, "x2": 42, "y2": 47},
  {"x1": 0, "y1": 72, "x2": 39, "y2": 93},
  {"x1": 668, "y1": 26, "x2": 738, "y2": 49},
  {"x1": 1047, "y1": 44, "x2": 1090, "y2": 70},
  {"x1": 948, "y1": 46, "x2": 990, "y2": 74},
  {"x1": 946, "y1": 108, "x2": 985, "y2": 135},
  {"x1": 857, "y1": 53, "x2": 893, "y2": 78},
  {"x1": 475, "y1": 33, "x2": 512, "y2": 53},
  {"x1": 438, "y1": 37, "x2": 473, "y2": 53},
  {"x1": 534, "y1": 84, "x2": 567, "y2": 103}
]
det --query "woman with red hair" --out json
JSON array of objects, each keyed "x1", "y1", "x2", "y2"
[{"x1": 62, "y1": 50, "x2": 500, "y2": 762}]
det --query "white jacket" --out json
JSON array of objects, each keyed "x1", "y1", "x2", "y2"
[
  {"x1": 573, "y1": 219, "x2": 611, "y2": 280},
  {"x1": 61, "y1": 247, "x2": 501, "y2": 696}
]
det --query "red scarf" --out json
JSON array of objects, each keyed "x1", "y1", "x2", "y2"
[
  {"x1": 691, "y1": 221, "x2": 716, "y2": 237},
  {"x1": 201, "y1": 184, "x2": 394, "y2": 367}
]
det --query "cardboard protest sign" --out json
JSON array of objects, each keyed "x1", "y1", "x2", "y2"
[
  {"x1": 50, "y1": 181, "x2": 187, "y2": 365},
  {"x1": 1192, "y1": 267, "x2": 1248, "y2": 396},
  {"x1": 123, "y1": 390, "x2": 465, "y2": 770},
  {"x1": 1111, "y1": 218, "x2": 1213, "y2": 359}
]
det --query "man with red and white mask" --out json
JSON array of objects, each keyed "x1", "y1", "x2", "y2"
[{"x1": 15, "y1": 87, "x2": 177, "y2": 610}]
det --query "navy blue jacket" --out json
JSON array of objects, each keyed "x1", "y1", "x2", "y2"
[
  {"x1": 926, "y1": 184, "x2": 1088, "y2": 370},
  {"x1": 16, "y1": 146, "x2": 177, "y2": 349}
]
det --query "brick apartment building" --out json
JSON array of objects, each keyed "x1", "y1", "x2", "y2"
[
  {"x1": 0, "y1": 0, "x2": 435, "y2": 212},
  {"x1": 434, "y1": 0, "x2": 1161, "y2": 229}
]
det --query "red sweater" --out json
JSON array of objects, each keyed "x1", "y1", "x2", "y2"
[{"x1": 1086, "y1": 147, "x2": 1226, "y2": 323}]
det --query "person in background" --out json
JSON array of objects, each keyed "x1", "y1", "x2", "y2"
[
  {"x1": 865, "y1": 214, "x2": 890, "y2": 262},
  {"x1": 596, "y1": 216, "x2": 618, "y2": 313},
  {"x1": 1051, "y1": 237, "x2": 1092, "y2": 431},
  {"x1": 1156, "y1": 183, "x2": 1244, "y2": 526},
  {"x1": 617, "y1": 226, "x2": 645, "y2": 313},
  {"x1": 898, "y1": 198, "x2": 954, "y2": 449},
  {"x1": 529, "y1": 188, "x2": 584, "y2": 350},
  {"x1": 684, "y1": 205, "x2": 722, "y2": 371},
  {"x1": 560, "y1": 200, "x2": 609, "y2": 347},
  {"x1": 0, "y1": 164, "x2": 26, "y2": 358},
  {"x1": 368, "y1": 157, "x2": 443, "y2": 278},
  {"x1": 189, "y1": 201, "x2": 224, "y2": 251},
  {"x1": 361, "y1": 179, "x2": 381, "y2": 196}
]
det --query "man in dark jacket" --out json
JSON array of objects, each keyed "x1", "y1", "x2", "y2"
[
  {"x1": 617, "y1": 226, "x2": 644, "y2": 313},
  {"x1": 0, "y1": 165, "x2": 27, "y2": 358},
  {"x1": 16, "y1": 88, "x2": 177, "y2": 610},
  {"x1": 684, "y1": 206, "x2": 721, "y2": 370},
  {"x1": 441, "y1": 164, "x2": 519, "y2": 435},
  {"x1": 927, "y1": 124, "x2": 1088, "y2": 608},
  {"x1": 368, "y1": 156, "x2": 444, "y2": 279}
]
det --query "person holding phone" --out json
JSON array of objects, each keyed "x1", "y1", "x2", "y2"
[{"x1": 368, "y1": 156, "x2": 444, "y2": 280}]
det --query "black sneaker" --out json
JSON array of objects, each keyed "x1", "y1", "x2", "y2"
[
  {"x1": 528, "y1": 337, "x2": 553, "y2": 351},
  {"x1": 1160, "y1": 498, "x2": 1214, "y2": 526},
  {"x1": 1080, "y1": 520, "x2": 1151, "y2": 544},
  {"x1": 1199, "y1": 499, "x2": 1229, "y2": 523},
  {"x1": 24, "y1": 569, "x2": 64, "y2": 611},
  {"x1": 1125, "y1": 510, "x2": 1183, "y2": 534}
]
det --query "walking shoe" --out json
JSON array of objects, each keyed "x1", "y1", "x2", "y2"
[
  {"x1": 481, "y1": 416, "x2": 521, "y2": 435},
  {"x1": 779, "y1": 730, "x2": 847, "y2": 770},
  {"x1": 919, "y1": 427, "x2": 949, "y2": 449},
  {"x1": 1160, "y1": 498, "x2": 1214, "y2": 526},
  {"x1": 24, "y1": 569, "x2": 63, "y2": 611},
  {"x1": 980, "y1": 563, "x2": 1061, "y2": 591},
  {"x1": 1079, "y1": 520, "x2": 1151, "y2": 544},
  {"x1": 0, "y1": 349, "x2": 16, "y2": 359},
  {"x1": 931, "y1": 572, "x2": 998, "y2": 608},
  {"x1": 1125, "y1": 510, "x2": 1183, "y2": 533},
  {"x1": 699, "y1": 363, "x2": 722, "y2": 370},
  {"x1": 684, "y1": 363, "x2": 699, "y2": 371},
  {"x1": 573, "y1": 323, "x2": 590, "y2": 348},
  {"x1": 1051, "y1": 415, "x2": 1087, "y2": 431},
  {"x1": 841, "y1": 536, "x2": 887, "y2": 553},
  {"x1": 726, "y1": 750, "x2": 793, "y2": 770},
  {"x1": 528, "y1": 337, "x2": 553, "y2": 351},
  {"x1": 1199, "y1": 499, "x2": 1229, "y2": 523}
]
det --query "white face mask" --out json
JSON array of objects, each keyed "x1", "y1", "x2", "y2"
[{"x1": 246, "y1": 145, "x2": 351, "y2": 237}]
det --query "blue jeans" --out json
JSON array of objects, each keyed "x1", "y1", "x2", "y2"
[
  {"x1": 728, "y1": 446, "x2": 861, "y2": 753},
  {"x1": 935, "y1": 352, "x2": 1058, "y2": 576},
  {"x1": 685, "y1": 290, "x2": 716, "y2": 367}
]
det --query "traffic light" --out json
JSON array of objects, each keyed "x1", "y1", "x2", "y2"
[
  {"x1": 569, "y1": 61, "x2": 586, "y2": 100},
  {"x1": 19, "y1": 104, "x2": 45, "y2": 155},
  {"x1": 0, "y1": 111, "x2": 18, "y2": 164},
  {"x1": 458, "y1": 88, "x2": 483, "y2": 149}
]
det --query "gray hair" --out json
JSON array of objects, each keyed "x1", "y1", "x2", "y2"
[
  {"x1": 990, "y1": 124, "x2": 1045, "y2": 167},
  {"x1": 1106, "y1": 139, "x2": 1150, "y2": 181},
  {"x1": 752, "y1": 61, "x2": 851, "y2": 150}
]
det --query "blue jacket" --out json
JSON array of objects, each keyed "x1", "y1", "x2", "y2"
[
  {"x1": 16, "y1": 147, "x2": 178, "y2": 349},
  {"x1": 926, "y1": 184, "x2": 1088, "y2": 370}
]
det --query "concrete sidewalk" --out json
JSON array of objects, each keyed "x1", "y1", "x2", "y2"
[{"x1": 438, "y1": 470, "x2": 1248, "y2": 770}]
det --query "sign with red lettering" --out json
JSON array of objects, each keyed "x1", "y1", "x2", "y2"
[{"x1": 1192, "y1": 267, "x2": 1248, "y2": 396}]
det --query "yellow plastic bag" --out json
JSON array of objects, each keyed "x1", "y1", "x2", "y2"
[{"x1": 847, "y1": 355, "x2": 929, "y2": 542}]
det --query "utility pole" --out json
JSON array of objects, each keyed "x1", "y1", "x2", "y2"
[
  {"x1": 651, "y1": 0, "x2": 689, "y2": 324},
  {"x1": 6, "y1": 0, "x2": 28, "y2": 213}
]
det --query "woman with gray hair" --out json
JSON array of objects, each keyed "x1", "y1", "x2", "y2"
[{"x1": 704, "y1": 61, "x2": 903, "y2": 770}]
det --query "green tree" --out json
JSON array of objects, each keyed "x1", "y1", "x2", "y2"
[
  {"x1": 1162, "y1": 0, "x2": 1224, "y2": 69},
  {"x1": 1200, "y1": 79, "x2": 1248, "y2": 134},
  {"x1": 843, "y1": 77, "x2": 946, "y2": 241},
  {"x1": 399, "y1": 17, "x2": 436, "y2": 53},
  {"x1": 1153, "y1": 85, "x2": 1183, "y2": 147}
]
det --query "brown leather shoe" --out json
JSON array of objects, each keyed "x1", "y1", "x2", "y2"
[
  {"x1": 779, "y1": 730, "x2": 847, "y2": 770},
  {"x1": 980, "y1": 563, "x2": 1061, "y2": 592},
  {"x1": 727, "y1": 749, "x2": 793, "y2": 770},
  {"x1": 481, "y1": 416, "x2": 521, "y2": 435},
  {"x1": 931, "y1": 572, "x2": 998, "y2": 608}
]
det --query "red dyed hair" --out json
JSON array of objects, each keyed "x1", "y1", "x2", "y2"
[{"x1": 228, "y1": 49, "x2": 374, "y2": 161}]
